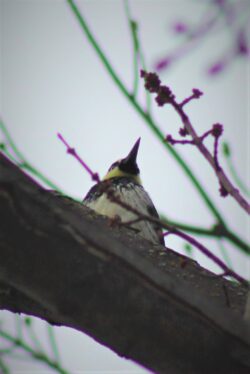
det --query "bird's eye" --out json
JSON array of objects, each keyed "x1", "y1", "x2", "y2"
[{"x1": 108, "y1": 161, "x2": 119, "y2": 171}]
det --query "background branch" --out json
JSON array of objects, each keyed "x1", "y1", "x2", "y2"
[
  {"x1": 140, "y1": 71, "x2": 249, "y2": 214},
  {"x1": 66, "y1": 0, "x2": 226, "y2": 224},
  {"x1": 65, "y1": 0, "x2": 249, "y2": 257}
]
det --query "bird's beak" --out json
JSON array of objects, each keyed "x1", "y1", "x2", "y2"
[{"x1": 122, "y1": 138, "x2": 141, "y2": 167}]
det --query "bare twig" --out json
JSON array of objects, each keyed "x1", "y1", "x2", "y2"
[
  {"x1": 0, "y1": 330, "x2": 69, "y2": 374},
  {"x1": 155, "y1": 0, "x2": 250, "y2": 75},
  {"x1": 57, "y1": 133, "x2": 100, "y2": 183},
  {"x1": 222, "y1": 142, "x2": 250, "y2": 198},
  {"x1": 0, "y1": 117, "x2": 62, "y2": 191},
  {"x1": 107, "y1": 190, "x2": 249, "y2": 287},
  {"x1": 58, "y1": 133, "x2": 248, "y2": 287},
  {"x1": 141, "y1": 71, "x2": 250, "y2": 214}
]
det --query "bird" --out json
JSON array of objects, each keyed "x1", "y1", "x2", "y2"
[{"x1": 83, "y1": 138, "x2": 164, "y2": 245}]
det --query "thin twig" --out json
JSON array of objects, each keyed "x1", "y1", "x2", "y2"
[
  {"x1": 0, "y1": 330, "x2": 70, "y2": 374},
  {"x1": 0, "y1": 357, "x2": 10, "y2": 374},
  {"x1": 160, "y1": 216, "x2": 249, "y2": 255},
  {"x1": 15, "y1": 315, "x2": 23, "y2": 340},
  {"x1": 107, "y1": 189, "x2": 249, "y2": 287},
  {"x1": 24, "y1": 318, "x2": 45, "y2": 354},
  {"x1": 141, "y1": 71, "x2": 250, "y2": 214},
  {"x1": 123, "y1": 0, "x2": 151, "y2": 113},
  {"x1": 0, "y1": 117, "x2": 62, "y2": 191},
  {"x1": 59, "y1": 134, "x2": 248, "y2": 286},
  {"x1": 58, "y1": 127, "x2": 247, "y2": 255},
  {"x1": 171, "y1": 100, "x2": 249, "y2": 213},
  {"x1": 66, "y1": 0, "x2": 226, "y2": 226},
  {"x1": 223, "y1": 142, "x2": 250, "y2": 198},
  {"x1": 47, "y1": 325, "x2": 61, "y2": 364},
  {"x1": 57, "y1": 133, "x2": 100, "y2": 183},
  {"x1": 0, "y1": 125, "x2": 246, "y2": 253},
  {"x1": 155, "y1": 1, "x2": 250, "y2": 75},
  {"x1": 217, "y1": 239, "x2": 233, "y2": 269},
  {"x1": 123, "y1": 0, "x2": 139, "y2": 98}
]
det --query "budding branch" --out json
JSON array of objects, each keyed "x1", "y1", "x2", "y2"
[{"x1": 141, "y1": 70, "x2": 250, "y2": 214}]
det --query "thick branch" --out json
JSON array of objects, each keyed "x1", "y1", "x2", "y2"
[{"x1": 0, "y1": 153, "x2": 250, "y2": 374}]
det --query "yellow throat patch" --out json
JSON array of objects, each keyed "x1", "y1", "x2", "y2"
[{"x1": 103, "y1": 166, "x2": 142, "y2": 185}]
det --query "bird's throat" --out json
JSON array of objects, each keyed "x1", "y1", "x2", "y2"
[{"x1": 103, "y1": 167, "x2": 142, "y2": 185}]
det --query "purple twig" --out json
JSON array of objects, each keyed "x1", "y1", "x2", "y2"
[
  {"x1": 174, "y1": 230, "x2": 248, "y2": 286},
  {"x1": 162, "y1": 231, "x2": 173, "y2": 238},
  {"x1": 171, "y1": 101, "x2": 249, "y2": 212},
  {"x1": 155, "y1": 0, "x2": 250, "y2": 76},
  {"x1": 165, "y1": 135, "x2": 194, "y2": 145},
  {"x1": 57, "y1": 133, "x2": 100, "y2": 183},
  {"x1": 141, "y1": 71, "x2": 250, "y2": 215},
  {"x1": 200, "y1": 128, "x2": 214, "y2": 142},
  {"x1": 108, "y1": 190, "x2": 248, "y2": 287},
  {"x1": 166, "y1": 125, "x2": 222, "y2": 147},
  {"x1": 58, "y1": 134, "x2": 248, "y2": 287},
  {"x1": 180, "y1": 89, "x2": 203, "y2": 107},
  {"x1": 213, "y1": 135, "x2": 220, "y2": 170}
]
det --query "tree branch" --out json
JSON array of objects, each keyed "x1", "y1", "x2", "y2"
[{"x1": 0, "y1": 152, "x2": 250, "y2": 374}]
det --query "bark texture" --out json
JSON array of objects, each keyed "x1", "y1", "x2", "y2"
[{"x1": 0, "y1": 152, "x2": 250, "y2": 374}]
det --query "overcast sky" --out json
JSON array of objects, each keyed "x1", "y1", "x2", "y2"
[{"x1": 1, "y1": 0, "x2": 249, "y2": 373}]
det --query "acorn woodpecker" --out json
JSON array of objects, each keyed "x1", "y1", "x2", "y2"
[{"x1": 83, "y1": 139, "x2": 164, "y2": 245}]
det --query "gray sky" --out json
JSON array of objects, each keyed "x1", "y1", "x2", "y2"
[{"x1": 1, "y1": 0, "x2": 249, "y2": 373}]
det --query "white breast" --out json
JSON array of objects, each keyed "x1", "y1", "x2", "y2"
[{"x1": 84, "y1": 184, "x2": 161, "y2": 245}]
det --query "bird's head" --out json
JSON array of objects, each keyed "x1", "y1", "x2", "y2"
[{"x1": 103, "y1": 138, "x2": 142, "y2": 184}]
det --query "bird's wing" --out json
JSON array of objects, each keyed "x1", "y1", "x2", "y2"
[
  {"x1": 83, "y1": 181, "x2": 105, "y2": 203},
  {"x1": 133, "y1": 186, "x2": 164, "y2": 246}
]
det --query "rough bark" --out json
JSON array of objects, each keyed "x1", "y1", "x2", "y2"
[{"x1": 0, "y1": 152, "x2": 249, "y2": 374}]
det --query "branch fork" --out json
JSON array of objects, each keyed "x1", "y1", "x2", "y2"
[{"x1": 141, "y1": 70, "x2": 250, "y2": 214}]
